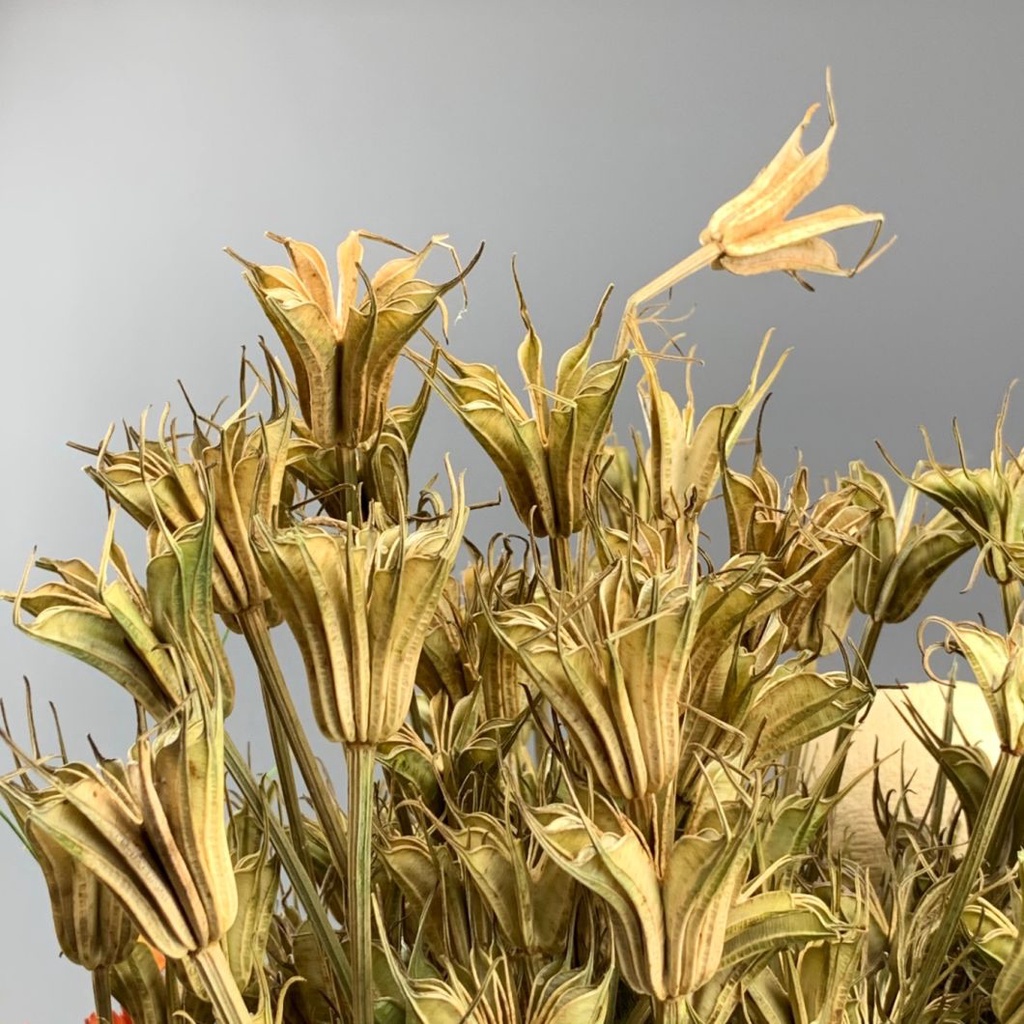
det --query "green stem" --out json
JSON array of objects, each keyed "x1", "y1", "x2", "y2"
[
  {"x1": 238, "y1": 609, "x2": 312, "y2": 881},
  {"x1": 901, "y1": 749, "x2": 1019, "y2": 1021},
  {"x1": 336, "y1": 443, "x2": 362, "y2": 525},
  {"x1": 856, "y1": 616, "x2": 884, "y2": 678},
  {"x1": 239, "y1": 607, "x2": 350, "y2": 883},
  {"x1": 348, "y1": 742, "x2": 376, "y2": 1024},
  {"x1": 92, "y1": 966, "x2": 112, "y2": 1024},
  {"x1": 1001, "y1": 579, "x2": 1022, "y2": 632},
  {"x1": 548, "y1": 535, "x2": 572, "y2": 591},
  {"x1": 191, "y1": 942, "x2": 250, "y2": 1024},
  {"x1": 223, "y1": 736, "x2": 352, "y2": 1009}
]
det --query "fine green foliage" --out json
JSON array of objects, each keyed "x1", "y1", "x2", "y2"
[{"x1": 4, "y1": 71, "x2": 1024, "y2": 1024}]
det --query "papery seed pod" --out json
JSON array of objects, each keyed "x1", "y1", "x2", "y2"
[
  {"x1": 2, "y1": 771, "x2": 139, "y2": 970},
  {"x1": 377, "y1": 934, "x2": 518, "y2": 1024},
  {"x1": 7, "y1": 510, "x2": 234, "y2": 716},
  {"x1": 921, "y1": 616, "x2": 1024, "y2": 755},
  {"x1": 638, "y1": 331, "x2": 787, "y2": 526},
  {"x1": 773, "y1": 888, "x2": 868, "y2": 1024},
  {"x1": 430, "y1": 266, "x2": 626, "y2": 539},
  {"x1": 86, "y1": 351, "x2": 295, "y2": 626},
  {"x1": 887, "y1": 396, "x2": 1024, "y2": 590},
  {"x1": 229, "y1": 232, "x2": 480, "y2": 452},
  {"x1": 597, "y1": 438, "x2": 652, "y2": 532},
  {"x1": 491, "y1": 567, "x2": 696, "y2": 800},
  {"x1": 253, "y1": 464, "x2": 467, "y2": 745},
  {"x1": 845, "y1": 460, "x2": 972, "y2": 624},
  {"x1": 379, "y1": 833, "x2": 470, "y2": 962},
  {"x1": 721, "y1": 417, "x2": 786, "y2": 559},
  {"x1": 109, "y1": 940, "x2": 169, "y2": 1024},
  {"x1": 521, "y1": 795, "x2": 755, "y2": 1005},
  {"x1": 223, "y1": 809, "x2": 279, "y2": 994},
  {"x1": 734, "y1": 655, "x2": 872, "y2": 764},
  {"x1": 440, "y1": 811, "x2": 576, "y2": 956},
  {"x1": 2, "y1": 676, "x2": 237, "y2": 962},
  {"x1": 699, "y1": 69, "x2": 891, "y2": 287},
  {"x1": 778, "y1": 486, "x2": 873, "y2": 644},
  {"x1": 525, "y1": 957, "x2": 614, "y2": 1024}
]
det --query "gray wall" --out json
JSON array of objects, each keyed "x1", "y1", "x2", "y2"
[{"x1": 2, "y1": 3, "x2": 1021, "y2": 1018}]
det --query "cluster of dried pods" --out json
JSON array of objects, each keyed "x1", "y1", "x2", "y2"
[{"x1": 6, "y1": 72, "x2": 1024, "y2": 1024}]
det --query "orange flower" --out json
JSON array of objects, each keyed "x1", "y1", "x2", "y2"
[{"x1": 84, "y1": 1012, "x2": 133, "y2": 1024}]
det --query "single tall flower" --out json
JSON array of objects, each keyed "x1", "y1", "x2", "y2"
[{"x1": 699, "y1": 68, "x2": 891, "y2": 286}]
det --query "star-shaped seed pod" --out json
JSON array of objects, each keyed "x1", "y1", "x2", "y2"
[
  {"x1": 699, "y1": 68, "x2": 892, "y2": 288},
  {"x1": 428, "y1": 263, "x2": 626, "y2": 539},
  {"x1": 888, "y1": 392, "x2": 1024, "y2": 594},
  {"x1": 843, "y1": 460, "x2": 972, "y2": 624},
  {"x1": 85, "y1": 351, "x2": 295, "y2": 626},
  {"x1": 490, "y1": 559, "x2": 703, "y2": 801},
  {"x1": 7, "y1": 509, "x2": 234, "y2": 717},
  {"x1": 253, "y1": 462, "x2": 467, "y2": 746},
  {"x1": 0, "y1": 677, "x2": 236, "y2": 964},
  {"x1": 228, "y1": 232, "x2": 480, "y2": 452}
]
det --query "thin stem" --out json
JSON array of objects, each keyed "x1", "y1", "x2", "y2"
[
  {"x1": 336, "y1": 443, "x2": 362, "y2": 525},
  {"x1": 239, "y1": 607, "x2": 350, "y2": 881},
  {"x1": 191, "y1": 942, "x2": 250, "y2": 1024},
  {"x1": 856, "y1": 616, "x2": 884, "y2": 677},
  {"x1": 223, "y1": 736, "x2": 352, "y2": 1009},
  {"x1": 348, "y1": 742, "x2": 376, "y2": 1024},
  {"x1": 548, "y1": 535, "x2": 572, "y2": 591},
  {"x1": 239, "y1": 609, "x2": 312, "y2": 881},
  {"x1": 1001, "y1": 579, "x2": 1022, "y2": 632},
  {"x1": 614, "y1": 243, "x2": 719, "y2": 357},
  {"x1": 901, "y1": 749, "x2": 1019, "y2": 1022},
  {"x1": 822, "y1": 616, "x2": 884, "y2": 802},
  {"x1": 91, "y1": 966, "x2": 112, "y2": 1024}
]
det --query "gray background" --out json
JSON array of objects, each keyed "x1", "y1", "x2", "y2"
[{"x1": 2, "y1": 3, "x2": 1022, "y2": 1019}]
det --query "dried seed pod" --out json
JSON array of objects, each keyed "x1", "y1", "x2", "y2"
[
  {"x1": 8, "y1": 510, "x2": 233, "y2": 715},
  {"x1": 440, "y1": 810, "x2": 576, "y2": 956},
  {"x1": 639, "y1": 331, "x2": 787, "y2": 526},
  {"x1": 921, "y1": 617, "x2": 1024, "y2": 755},
  {"x1": 699, "y1": 69, "x2": 891, "y2": 287},
  {"x1": 1, "y1": 677, "x2": 237, "y2": 961},
  {"x1": 521, "y1": 796, "x2": 756, "y2": 1004},
  {"x1": 524, "y1": 957, "x2": 614, "y2": 1024},
  {"x1": 491, "y1": 566, "x2": 696, "y2": 801},
  {"x1": 229, "y1": 232, "x2": 480, "y2": 451},
  {"x1": 253, "y1": 464, "x2": 467, "y2": 744},
  {"x1": 845, "y1": 460, "x2": 972, "y2": 624},
  {"x1": 86, "y1": 353, "x2": 295, "y2": 625},
  {"x1": 223, "y1": 809, "x2": 279, "y2": 994},
  {"x1": 2, "y1": 771, "x2": 139, "y2": 970},
  {"x1": 430, "y1": 266, "x2": 626, "y2": 538},
  {"x1": 889, "y1": 395, "x2": 1024, "y2": 590}
]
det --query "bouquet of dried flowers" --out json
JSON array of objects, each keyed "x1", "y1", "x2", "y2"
[{"x1": 6, "y1": 71, "x2": 1024, "y2": 1024}]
